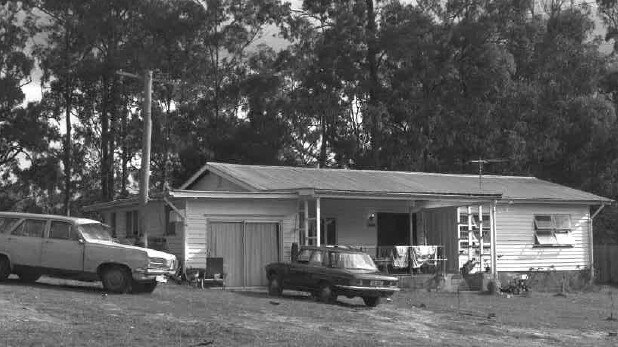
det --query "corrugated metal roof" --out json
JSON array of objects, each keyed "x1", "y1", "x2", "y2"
[{"x1": 195, "y1": 162, "x2": 611, "y2": 203}]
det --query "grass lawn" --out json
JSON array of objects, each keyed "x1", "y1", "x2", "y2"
[{"x1": 1, "y1": 276, "x2": 618, "y2": 346}]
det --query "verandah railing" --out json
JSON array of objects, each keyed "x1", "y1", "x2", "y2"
[{"x1": 353, "y1": 245, "x2": 447, "y2": 275}]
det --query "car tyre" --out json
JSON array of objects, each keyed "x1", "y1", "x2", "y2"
[
  {"x1": 0, "y1": 256, "x2": 10, "y2": 282},
  {"x1": 17, "y1": 270, "x2": 41, "y2": 283},
  {"x1": 133, "y1": 280, "x2": 157, "y2": 294},
  {"x1": 102, "y1": 266, "x2": 132, "y2": 294},
  {"x1": 363, "y1": 296, "x2": 381, "y2": 307},
  {"x1": 268, "y1": 275, "x2": 283, "y2": 296},
  {"x1": 318, "y1": 282, "x2": 336, "y2": 304}
]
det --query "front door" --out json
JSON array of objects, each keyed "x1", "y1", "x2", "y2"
[
  {"x1": 40, "y1": 221, "x2": 84, "y2": 272},
  {"x1": 377, "y1": 213, "x2": 410, "y2": 246}
]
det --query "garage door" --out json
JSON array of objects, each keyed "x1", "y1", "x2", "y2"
[{"x1": 207, "y1": 221, "x2": 280, "y2": 288}]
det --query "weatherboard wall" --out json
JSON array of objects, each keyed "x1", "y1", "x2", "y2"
[
  {"x1": 183, "y1": 198, "x2": 297, "y2": 269},
  {"x1": 99, "y1": 200, "x2": 185, "y2": 259},
  {"x1": 163, "y1": 199, "x2": 186, "y2": 261},
  {"x1": 188, "y1": 173, "x2": 248, "y2": 191},
  {"x1": 494, "y1": 203, "x2": 591, "y2": 272},
  {"x1": 320, "y1": 199, "x2": 410, "y2": 247}
]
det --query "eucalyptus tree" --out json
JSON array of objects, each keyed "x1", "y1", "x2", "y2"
[
  {"x1": 29, "y1": 0, "x2": 93, "y2": 213},
  {"x1": 0, "y1": 1, "x2": 60, "y2": 212},
  {"x1": 166, "y1": 0, "x2": 291, "y2": 183},
  {"x1": 281, "y1": 0, "x2": 387, "y2": 168},
  {"x1": 0, "y1": 1, "x2": 44, "y2": 168}
]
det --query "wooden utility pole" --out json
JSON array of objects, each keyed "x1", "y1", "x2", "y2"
[
  {"x1": 140, "y1": 70, "x2": 153, "y2": 248},
  {"x1": 116, "y1": 69, "x2": 153, "y2": 248}
]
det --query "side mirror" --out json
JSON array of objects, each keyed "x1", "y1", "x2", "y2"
[{"x1": 77, "y1": 238, "x2": 85, "y2": 244}]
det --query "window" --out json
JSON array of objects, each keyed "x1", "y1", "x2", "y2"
[
  {"x1": 165, "y1": 206, "x2": 181, "y2": 236},
  {"x1": 320, "y1": 218, "x2": 337, "y2": 246},
  {"x1": 49, "y1": 221, "x2": 76, "y2": 240},
  {"x1": 306, "y1": 218, "x2": 336, "y2": 246},
  {"x1": 12, "y1": 219, "x2": 46, "y2": 238},
  {"x1": 0, "y1": 217, "x2": 19, "y2": 234},
  {"x1": 110, "y1": 212, "x2": 117, "y2": 238},
  {"x1": 534, "y1": 214, "x2": 574, "y2": 246},
  {"x1": 297, "y1": 249, "x2": 312, "y2": 263},
  {"x1": 125, "y1": 210, "x2": 139, "y2": 237},
  {"x1": 309, "y1": 250, "x2": 323, "y2": 265},
  {"x1": 329, "y1": 252, "x2": 377, "y2": 271},
  {"x1": 79, "y1": 223, "x2": 113, "y2": 241}
]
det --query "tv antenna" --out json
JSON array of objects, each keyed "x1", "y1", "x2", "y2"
[{"x1": 468, "y1": 158, "x2": 507, "y2": 190}]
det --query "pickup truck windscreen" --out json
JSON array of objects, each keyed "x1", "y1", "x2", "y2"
[{"x1": 330, "y1": 252, "x2": 377, "y2": 271}]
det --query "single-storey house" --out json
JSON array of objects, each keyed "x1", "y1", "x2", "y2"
[{"x1": 84, "y1": 162, "x2": 612, "y2": 289}]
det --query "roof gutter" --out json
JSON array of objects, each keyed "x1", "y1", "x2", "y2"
[
  {"x1": 168, "y1": 190, "x2": 298, "y2": 199},
  {"x1": 499, "y1": 198, "x2": 614, "y2": 205},
  {"x1": 311, "y1": 190, "x2": 502, "y2": 201},
  {"x1": 591, "y1": 203, "x2": 607, "y2": 220}
]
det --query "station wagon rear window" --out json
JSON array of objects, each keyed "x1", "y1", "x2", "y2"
[
  {"x1": 11, "y1": 219, "x2": 46, "y2": 238},
  {"x1": 0, "y1": 217, "x2": 19, "y2": 233}
]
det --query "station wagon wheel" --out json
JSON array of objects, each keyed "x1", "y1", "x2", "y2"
[
  {"x1": 318, "y1": 282, "x2": 336, "y2": 304},
  {"x1": 268, "y1": 275, "x2": 283, "y2": 296},
  {"x1": 362, "y1": 296, "x2": 381, "y2": 307},
  {"x1": 101, "y1": 266, "x2": 132, "y2": 294},
  {"x1": 0, "y1": 256, "x2": 10, "y2": 282}
]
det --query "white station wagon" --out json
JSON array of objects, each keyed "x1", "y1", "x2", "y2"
[{"x1": 0, "y1": 212, "x2": 177, "y2": 293}]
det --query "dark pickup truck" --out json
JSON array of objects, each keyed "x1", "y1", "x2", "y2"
[{"x1": 265, "y1": 246, "x2": 399, "y2": 307}]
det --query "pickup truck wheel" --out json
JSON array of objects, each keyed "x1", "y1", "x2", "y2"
[
  {"x1": 102, "y1": 266, "x2": 132, "y2": 294},
  {"x1": 0, "y1": 256, "x2": 10, "y2": 281},
  {"x1": 133, "y1": 280, "x2": 157, "y2": 294},
  {"x1": 362, "y1": 296, "x2": 381, "y2": 307},
  {"x1": 268, "y1": 275, "x2": 283, "y2": 296},
  {"x1": 17, "y1": 270, "x2": 40, "y2": 283},
  {"x1": 318, "y1": 282, "x2": 336, "y2": 304}
]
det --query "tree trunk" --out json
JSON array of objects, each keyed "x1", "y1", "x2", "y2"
[
  {"x1": 121, "y1": 100, "x2": 128, "y2": 196},
  {"x1": 63, "y1": 80, "x2": 72, "y2": 215},
  {"x1": 319, "y1": 114, "x2": 327, "y2": 167},
  {"x1": 101, "y1": 76, "x2": 111, "y2": 201},
  {"x1": 107, "y1": 76, "x2": 118, "y2": 200},
  {"x1": 63, "y1": 19, "x2": 72, "y2": 216},
  {"x1": 365, "y1": 0, "x2": 381, "y2": 168}
]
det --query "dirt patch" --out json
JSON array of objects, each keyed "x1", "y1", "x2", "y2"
[
  {"x1": 0, "y1": 298, "x2": 64, "y2": 326},
  {"x1": 1, "y1": 278, "x2": 618, "y2": 346}
]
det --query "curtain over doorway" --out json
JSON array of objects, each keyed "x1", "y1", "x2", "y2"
[{"x1": 207, "y1": 221, "x2": 280, "y2": 287}]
